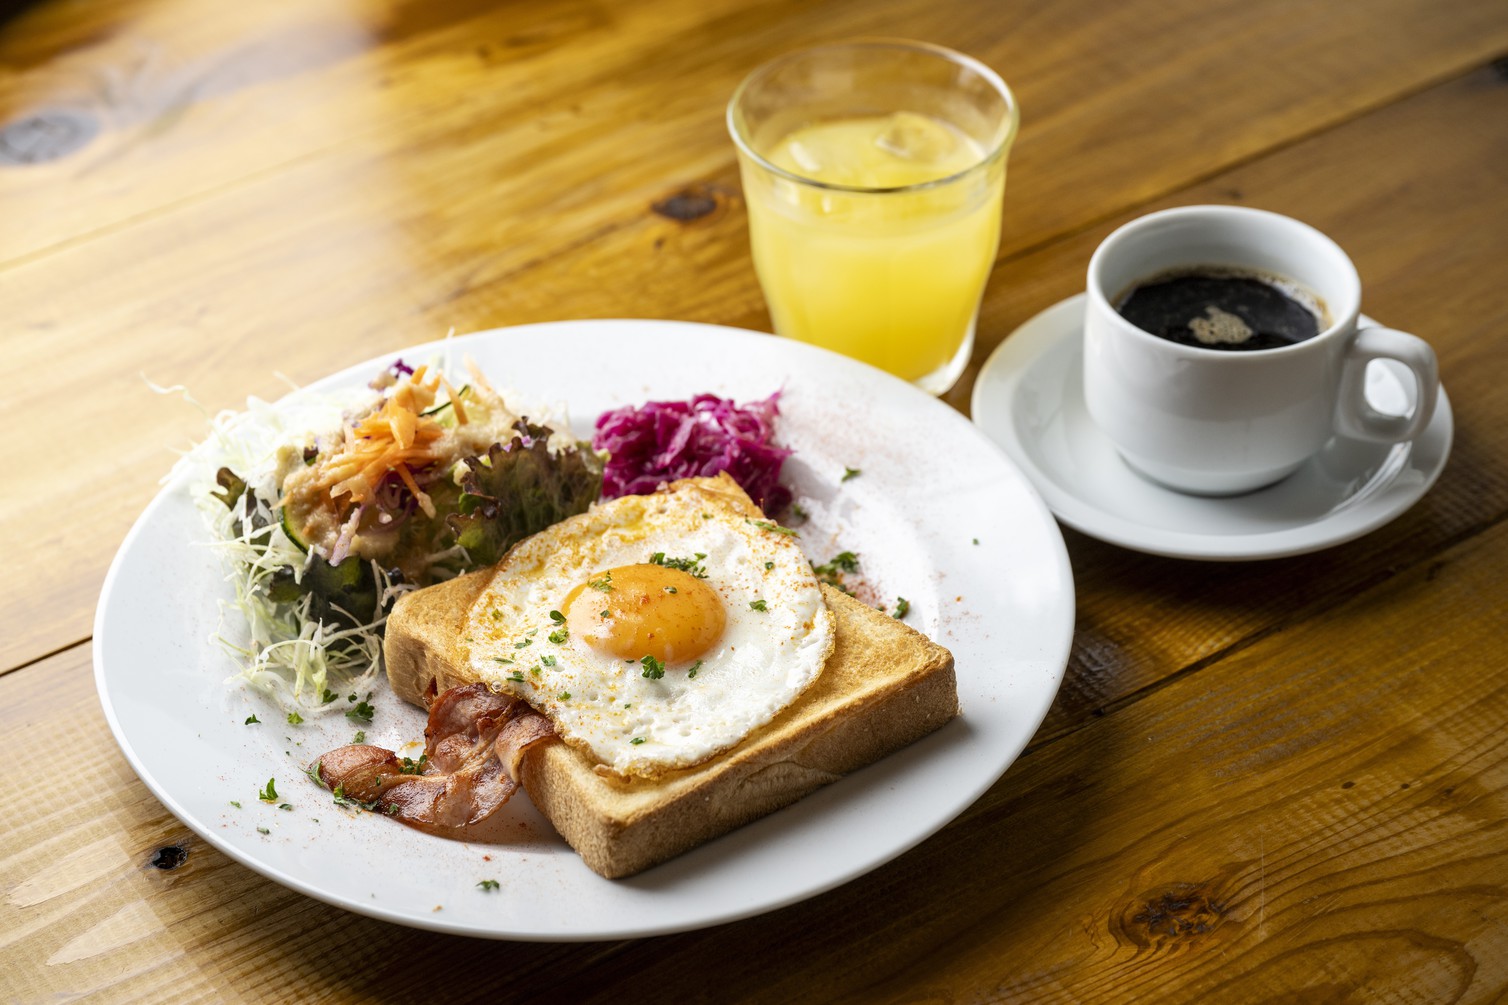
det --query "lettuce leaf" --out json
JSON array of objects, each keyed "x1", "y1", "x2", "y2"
[
  {"x1": 447, "y1": 420, "x2": 604, "y2": 566},
  {"x1": 266, "y1": 556, "x2": 379, "y2": 628}
]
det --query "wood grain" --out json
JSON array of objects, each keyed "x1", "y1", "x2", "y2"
[
  {"x1": 0, "y1": 647, "x2": 585, "y2": 1003},
  {"x1": 6, "y1": 0, "x2": 1508, "y2": 1000},
  {"x1": 5, "y1": 475, "x2": 1505, "y2": 1003},
  {"x1": 5, "y1": 0, "x2": 1508, "y2": 670},
  {"x1": 967, "y1": 60, "x2": 1508, "y2": 747}
]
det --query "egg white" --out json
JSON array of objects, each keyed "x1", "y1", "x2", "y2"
[{"x1": 463, "y1": 475, "x2": 834, "y2": 777}]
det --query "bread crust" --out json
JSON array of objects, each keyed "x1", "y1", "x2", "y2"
[{"x1": 385, "y1": 574, "x2": 958, "y2": 878}]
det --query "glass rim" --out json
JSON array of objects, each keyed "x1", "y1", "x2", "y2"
[{"x1": 726, "y1": 38, "x2": 1020, "y2": 195}]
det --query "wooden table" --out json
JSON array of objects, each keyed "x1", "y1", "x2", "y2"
[{"x1": 5, "y1": 0, "x2": 1507, "y2": 999}]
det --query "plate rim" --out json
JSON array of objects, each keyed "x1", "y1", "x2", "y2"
[
  {"x1": 971, "y1": 294, "x2": 1454, "y2": 561},
  {"x1": 94, "y1": 317, "x2": 1075, "y2": 940}
]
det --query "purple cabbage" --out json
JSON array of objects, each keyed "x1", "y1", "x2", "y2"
[{"x1": 592, "y1": 392, "x2": 793, "y2": 513}]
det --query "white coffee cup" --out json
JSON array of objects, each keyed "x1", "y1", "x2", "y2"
[{"x1": 1083, "y1": 205, "x2": 1439, "y2": 495}]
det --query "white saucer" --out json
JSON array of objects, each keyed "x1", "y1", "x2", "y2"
[{"x1": 971, "y1": 294, "x2": 1453, "y2": 561}]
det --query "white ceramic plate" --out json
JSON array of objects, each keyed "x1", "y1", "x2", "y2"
[
  {"x1": 95, "y1": 319, "x2": 1074, "y2": 940},
  {"x1": 971, "y1": 295, "x2": 1453, "y2": 560}
]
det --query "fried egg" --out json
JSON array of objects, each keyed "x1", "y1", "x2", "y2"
[{"x1": 462, "y1": 473, "x2": 834, "y2": 777}]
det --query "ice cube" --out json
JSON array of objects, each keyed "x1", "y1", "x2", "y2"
[
  {"x1": 874, "y1": 112, "x2": 958, "y2": 163},
  {"x1": 785, "y1": 139, "x2": 824, "y2": 176}
]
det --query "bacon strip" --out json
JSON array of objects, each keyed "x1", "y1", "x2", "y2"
[{"x1": 308, "y1": 683, "x2": 555, "y2": 837}]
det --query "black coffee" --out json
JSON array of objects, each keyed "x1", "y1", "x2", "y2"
[{"x1": 1115, "y1": 268, "x2": 1327, "y2": 351}]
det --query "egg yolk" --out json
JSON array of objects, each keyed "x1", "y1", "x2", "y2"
[{"x1": 562, "y1": 564, "x2": 726, "y2": 664}]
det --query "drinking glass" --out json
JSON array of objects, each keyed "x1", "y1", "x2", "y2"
[{"x1": 728, "y1": 40, "x2": 1019, "y2": 394}]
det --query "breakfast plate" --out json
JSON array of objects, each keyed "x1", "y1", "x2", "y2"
[
  {"x1": 95, "y1": 319, "x2": 1075, "y2": 940},
  {"x1": 971, "y1": 294, "x2": 1453, "y2": 560}
]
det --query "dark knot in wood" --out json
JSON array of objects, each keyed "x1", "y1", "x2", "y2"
[
  {"x1": 1118, "y1": 882, "x2": 1227, "y2": 947},
  {"x1": 0, "y1": 110, "x2": 99, "y2": 165},
  {"x1": 149, "y1": 845, "x2": 189, "y2": 870},
  {"x1": 1491, "y1": 55, "x2": 1508, "y2": 83},
  {"x1": 652, "y1": 187, "x2": 722, "y2": 223}
]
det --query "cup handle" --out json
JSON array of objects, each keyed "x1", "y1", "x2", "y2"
[{"x1": 1335, "y1": 326, "x2": 1439, "y2": 443}]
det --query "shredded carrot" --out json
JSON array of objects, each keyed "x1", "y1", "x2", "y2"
[
  {"x1": 440, "y1": 375, "x2": 469, "y2": 425},
  {"x1": 309, "y1": 370, "x2": 455, "y2": 513}
]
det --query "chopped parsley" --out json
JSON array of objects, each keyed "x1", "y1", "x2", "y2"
[
  {"x1": 792, "y1": 502, "x2": 810, "y2": 521},
  {"x1": 764, "y1": 561, "x2": 774, "y2": 571},
  {"x1": 814, "y1": 551, "x2": 860, "y2": 575},
  {"x1": 278, "y1": 803, "x2": 293, "y2": 811},
  {"x1": 559, "y1": 692, "x2": 572, "y2": 701},
  {"x1": 352, "y1": 731, "x2": 366, "y2": 744},
  {"x1": 321, "y1": 688, "x2": 338, "y2": 704},
  {"x1": 746, "y1": 518, "x2": 798, "y2": 537},
  {"x1": 491, "y1": 656, "x2": 514, "y2": 664},
  {"x1": 513, "y1": 638, "x2": 533, "y2": 649},
  {"x1": 600, "y1": 609, "x2": 610, "y2": 619},
  {"x1": 541, "y1": 655, "x2": 557, "y2": 667},
  {"x1": 331, "y1": 784, "x2": 379, "y2": 811},
  {"x1": 286, "y1": 711, "x2": 303, "y2": 726},
  {"x1": 749, "y1": 599, "x2": 768, "y2": 612},
  {"x1": 588, "y1": 571, "x2": 614, "y2": 592},
  {"x1": 842, "y1": 466, "x2": 861, "y2": 482},
  {"x1": 229, "y1": 800, "x2": 242, "y2": 809},
  {"x1": 812, "y1": 551, "x2": 861, "y2": 595},
  {"x1": 630, "y1": 737, "x2": 646, "y2": 746},
  {"x1": 664, "y1": 586, "x2": 677, "y2": 594},
  {"x1": 346, "y1": 700, "x2": 375, "y2": 723},
  {"x1": 258, "y1": 778, "x2": 278, "y2": 802},
  {"x1": 687, "y1": 660, "x2": 702, "y2": 679},
  {"x1": 648, "y1": 552, "x2": 709, "y2": 578},
  {"x1": 549, "y1": 609, "x2": 566, "y2": 624},
  {"x1": 548, "y1": 626, "x2": 569, "y2": 644},
  {"x1": 507, "y1": 671, "x2": 526, "y2": 683},
  {"x1": 244, "y1": 714, "x2": 260, "y2": 725},
  {"x1": 893, "y1": 597, "x2": 911, "y2": 619},
  {"x1": 477, "y1": 879, "x2": 500, "y2": 892},
  {"x1": 640, "y1": 654, "x2": 666, "y2": 679},
  {"x1": 399, "y1": 754, "x2": 428, "y2": 775},
  {"x1": 257, "y1": 827, "x2": 270, "y2": 835},
  {"x1": 972, "y1": 537, "x2": 980, "y2": 545}
]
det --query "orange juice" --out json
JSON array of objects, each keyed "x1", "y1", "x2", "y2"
[{"x1": 740, "y1": 112, "x2": 1005, "y2": 386}]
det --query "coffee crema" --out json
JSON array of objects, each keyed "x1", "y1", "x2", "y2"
[{"x1": 1114, "y1": 267, "x2": 1330, "y2": 352}]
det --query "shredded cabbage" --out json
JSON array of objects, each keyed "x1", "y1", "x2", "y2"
[
  {"x1": 174, "y1": 388, "x2": 395, "y2": 714},
  {"x1": 170, "y1": 367, "x2": 579, "y2": 717}
]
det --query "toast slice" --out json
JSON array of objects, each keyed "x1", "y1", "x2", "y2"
[{"x1": 385, "y1": 572, "x2": 958, "y2": 878}]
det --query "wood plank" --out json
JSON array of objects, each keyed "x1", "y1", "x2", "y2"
[
  {"x1": 7, "y1": 471, "x2": 1507, "y2": 1001},
  {"x1": 0, "y1": 644, "x2": 588, "y2": 1002},
  {"x1": 972, "y1": 60, "x2": 1508, "y2": 746},
  {"x1": 524, "y1": 500, "x2": 1508, "y2": 1002},
  {"x1": 5, "y1": 0, "x2": 1508, "y2": 669},
  {"x1": 4, "y1": 0, "x2": 1503, "y2": 265},
  {"x1": 439, "y1": 57, "x2": 1508, "y2": 806},
  {"x1": 503, "y1": 59, "x2": 1508, "y2": 749}
]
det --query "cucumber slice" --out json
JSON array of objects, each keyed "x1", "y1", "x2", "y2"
[{"x1": 279, "y1": 507, "x2": 310, "y2": 554}]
